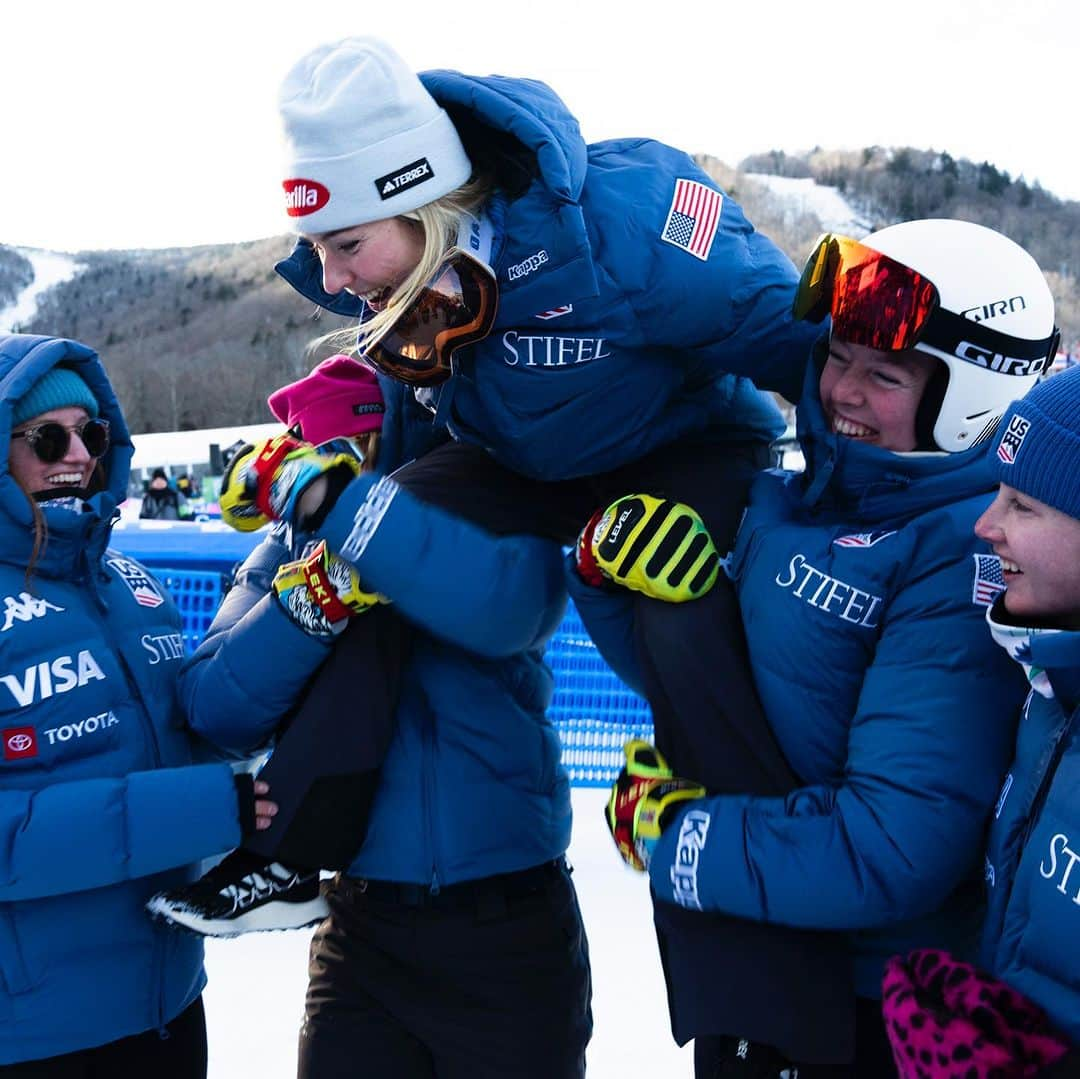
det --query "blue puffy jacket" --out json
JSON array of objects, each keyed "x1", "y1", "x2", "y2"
[
  {"x1": 276, "y1": 70, "x2": 813, "y2": 481},
  {"x1": 0, "y1": 335, "x2": 242, "y2": 1064},
  {"x1": 179, "y1": 385, "x2": 572, "y2": 886},
  {"x1": 571, "y1": 357, "x2": 1026, "y2": 998},
  {"x1": 981, "y1": 610, "x2": 1080, "y2": 1044}
]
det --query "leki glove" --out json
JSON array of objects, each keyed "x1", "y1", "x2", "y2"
[
  {"x1": 606, "y1": 740, "x2": 705, "y2": 872},
  {"x1": 575, "y1": 494, "x2": 719, "y2": 602},
  {"x1": 219, "y1": 435, "x2": 360, "y2": 533},
  {"x1": 272, "y1": 541, "x2": 387, "y2": 638}
]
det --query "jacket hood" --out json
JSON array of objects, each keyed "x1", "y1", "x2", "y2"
[
  {"x1": 276, "y1": 69, "x2": 595, "y2": 322},
  {"x1": 0, "y1": 334, "x2": 133, "y2": 574},
  {"x1": 796, "y1": 351, "x2": 997, "y2": 523}
]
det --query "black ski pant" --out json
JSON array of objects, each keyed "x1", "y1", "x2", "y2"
[
  {"x1": 238, "y1": 436, "x2": 853, "y2": 1063},
  {"x1": 0, "y1": 997, "x2": 206, "y2": 1079},
  {"x1": 298, "y1": 860, "x2": 591, "y2": 1078}
]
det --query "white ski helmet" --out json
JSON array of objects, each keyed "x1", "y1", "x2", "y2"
[{"x1": 856, "y1": 219, "x2": 1058, "y2": 452}]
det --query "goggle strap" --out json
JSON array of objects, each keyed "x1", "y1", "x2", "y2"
[{"x1": 924, "y1": 308, "x2": 1059, "y2": 368}]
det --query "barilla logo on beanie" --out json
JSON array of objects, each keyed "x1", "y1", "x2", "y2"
[
  {"x1": 283, "y1": 178, "x2": 331, "y2": 218},
  {"x1": 375, "y1": 158, "x2": 433, "y2": 201},
  {"x1": 996, "y1": 413, "x2": 1031, "y2": 465}
]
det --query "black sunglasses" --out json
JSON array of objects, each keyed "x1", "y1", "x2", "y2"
[{"x1": 11, "y1": 418, "x2": 111, "y2": 463}]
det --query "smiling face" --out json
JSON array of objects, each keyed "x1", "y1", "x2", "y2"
[
  {"x1": 818, "y1": 341, "x2": 937, "y2": 452},
  {"x1": 9, "y1": 406, "x2": 98, "y2": 495},
  {"x1": 975, "y1": 484, "x2": 1080, "y2": 629},
  {"x1": 308, "y1": 217, "x2": 425, "y2": 308}
]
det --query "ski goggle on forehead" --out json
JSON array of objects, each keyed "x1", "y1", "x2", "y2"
[
  {"x1": 361, "y1": 247, "x2": 498, "y2": 387},
  {"x1": 11, "y1": 418, "x2": 111, "y2": 463},
  {"x1": 793, "y1": 233, "x2": 1059, "y2": 369}
]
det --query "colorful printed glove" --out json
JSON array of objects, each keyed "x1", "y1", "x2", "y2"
[
  {"x1": 272, "y1": 541, "x2": 387, "y2": 638},
  {"x1": 606, "y1": 740, "x2": 705, "y2": 872},
  {"x1": 219, "y1": 435, "x2": 360, "y2": 532},
  {"x1": 575, "y1": 494, "x2": 720, "y2": 602},
  {"x1": 882, "y1": 949, "x2": 1072, "y2": 1079}
]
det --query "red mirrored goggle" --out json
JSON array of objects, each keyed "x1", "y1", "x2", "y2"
[
  {"x1": 793, "y1": 233, "x2": 1059, "y2": 373},
  {"x1": 361, "y1": 248, "x2": 498, "y2": 387}
]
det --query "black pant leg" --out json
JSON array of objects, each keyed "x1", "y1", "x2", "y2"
[
  {"x1": 596, "y1": 439, "x2": 855, "y2": 1065},
  {"x1": 0, "y1": 998, "x2": 208, "y2": 1079},
  {"x1": 244, "y1": 609, "x2": 410, "y2": 869}
]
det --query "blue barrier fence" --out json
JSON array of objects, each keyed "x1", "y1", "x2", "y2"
[{"x1": 152, "y1": 561, "x2": 653, "y2": 787}]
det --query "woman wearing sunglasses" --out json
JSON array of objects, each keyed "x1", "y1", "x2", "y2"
[
  {"x1": 568, "y1": 219, "x2": 1060, "y2": 1076},
  {"x1": 0, "y1": 334, "x2": 269, "y2": 1076}
]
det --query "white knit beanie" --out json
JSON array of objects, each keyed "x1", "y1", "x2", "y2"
[{"x1": 278, "y1": 36, "x2": 474, "y2": 234}]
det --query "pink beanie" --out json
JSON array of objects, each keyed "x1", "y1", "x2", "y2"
[{"x1": 268, "y1": 355, "x2": 385, "y2": 445}]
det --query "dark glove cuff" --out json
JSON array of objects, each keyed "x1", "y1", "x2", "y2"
[
  {"x1": 300, "y1": 465, "x2": 355, "y2": 531},
  {"x1": 233, "y1": 773, "x2": 257, "y2": 836}
]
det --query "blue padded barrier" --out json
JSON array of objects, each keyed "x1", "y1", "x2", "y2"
[{"x1": 151, "y1": 565, "x2": 653, "y2": 786}]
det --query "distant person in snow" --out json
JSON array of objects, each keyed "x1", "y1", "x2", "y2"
[
  {"x1": 882, "y1": 366, "x2": 1080, "y2": 1078},
  {"x1": 139, "y1": 466, "x2": 189, "y2": 520},
  {"x1": 148, "y1": 357, "x2": 592, "y2": 1079},
  {"x1": 172, "y1": 36, "x2": 850, "y2": 1077},
  {"x1": 573, "y1": 220, "x2": 1061, "y2": 1076},
  {"x1": 0, "y1": 334, "x2": 274, "y2": 1075}
]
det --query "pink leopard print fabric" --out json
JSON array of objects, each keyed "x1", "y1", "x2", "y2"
[{"x1": 883, "y1": 949, "x2": 1070, "y2": 1078}]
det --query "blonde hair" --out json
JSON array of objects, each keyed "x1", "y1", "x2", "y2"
[{"x1": 316, "y1": 175, "x2": 495, "y2": 358}]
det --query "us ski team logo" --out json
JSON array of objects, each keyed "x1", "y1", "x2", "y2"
[
  {"x1": 996, "y1": 413, "x2": 1030, "y2": 464},
  {"x1": 106, "y1": 557, "x2": 164, "y2": 608}
]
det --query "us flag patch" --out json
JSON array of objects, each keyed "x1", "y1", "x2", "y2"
[
  {"x1": 106, "y1": 556, "x2": 164, "y2": 608},
  {"x1": 660, "y1": 179, "x2": 723, "y2": 261},
  {"x1": 996, "y1": 414, "x2": 1030, "y2": 465},
  {"x1": 972, "y1": 553, "x2": 1006, "y2": 607}
]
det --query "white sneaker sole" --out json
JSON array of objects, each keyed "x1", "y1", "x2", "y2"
[{"x1": 146, "y1": 894, "x2": 329, "y2": 938}]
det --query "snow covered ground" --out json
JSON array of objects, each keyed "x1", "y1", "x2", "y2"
[
  {"x1": 0, "y1": 248, "x2": 82, "y2": 333},
  {"x1": 745, "y1": 173, "x2": 870, "y2": 238},
  {"x1": 202, "y1": 788, "x2": 693, "y2": 1078}
]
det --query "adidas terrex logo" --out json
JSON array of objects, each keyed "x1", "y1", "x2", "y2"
[{"x1": 375, "y1": 158, "x2": 433, "y2": 200}]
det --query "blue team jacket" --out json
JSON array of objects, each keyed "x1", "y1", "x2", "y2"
[
  {"x1": 0, "y1": 335, "x2": 242, "y2": 1064},
  {"x1": 571, "y1": 357, "x2": 1027, "y2": 998},
  {"x1": 981, "y1": 610, "x2": 1080, "y2": 1044},
  {"x1": 275, "y1": 69, "x2": 814, "y2": 481},
  {"x1": 179, "y1": 383, "x2": 572, "y2": 887}
]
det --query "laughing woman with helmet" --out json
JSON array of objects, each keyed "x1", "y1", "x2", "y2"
[
  {"x1": 571, "y1": 220, "x2": 1061, "y2": 1076},
  {"x1": 0, "y1": 335, "x2": 268, "y2": 1076}
]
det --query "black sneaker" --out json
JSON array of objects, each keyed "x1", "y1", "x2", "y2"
[{"x1": 146, "y1": 850, "x2": 328, "y2": 938}]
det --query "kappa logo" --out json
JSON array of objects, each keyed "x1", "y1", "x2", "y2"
[
  {"x1": 3, "y1": 726, "x2": 38, "y2": 761},
  {"x1": 0, "y1": 650, "x2": 106, "y2": 707},
  {"x1": 107, "y1": 557, "x2": 164, "y2": 608},
  {"x1": 507, "y1": 250, "x2": 548, "y2": 281},
  {"x1": 997, "y1": 413, "x2": 1030, "y2": 464},
  {"x1": 375, "y1": 158, "x2": 433, "y2": 200},
  {"x1": 1, "y1": 592, "x2": 64, "y2": 632},
  {"x1": 283, "y1": 178, "x2": 330, "y2": 218},
  {"x1": 670, "y1": 809, "x2": 710, "y2": 911}
]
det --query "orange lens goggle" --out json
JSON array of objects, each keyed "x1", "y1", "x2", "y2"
[
  {"x1": 362, "y1": 248, "x2": 498, "y2": 388},
  {"x1": 793, "y1": 233, "x2": 940, "y2": 352},
  {"x1": 793, "y1": 233, "x2": 1060, "y2": 373}
]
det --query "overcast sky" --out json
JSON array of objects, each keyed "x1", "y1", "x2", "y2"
[{"x1": 4, "y1": 0, "x2": 1076, "y2": 252}]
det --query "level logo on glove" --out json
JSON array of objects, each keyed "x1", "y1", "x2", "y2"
[
  {"x1": 273, "y1": 541, "x2": 386, "y2": 637},
  {"x1": 606, "y1": 740, "x2": 705, "y2": 872},
  {"x1": 220, "y1": 435, "x2": 361, "y2": 533},
  {"x1": 577, "y1": 494, "x2": 720, "y2": 602}
]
